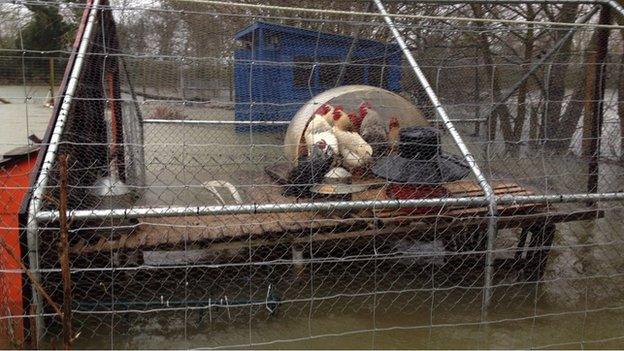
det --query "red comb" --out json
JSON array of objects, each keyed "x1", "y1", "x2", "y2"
[
  {"x1": 358, "y1": 103, "x2": 368, "y2": 118},
  {"x1": 332, "y1": 106, "x2": 344, "y2": 120},
  {"x1": 389, "y1": 116, "x2": 400, "y2": 127},
  {"x1": 315, "y1": 103, "x2": 330, "y2": 115},
  {"x1": 332, "y1": 110, "x2": 341, "y2": 120},
  {"x1": 349, "y1": 112, "x2": 363, "y2": 130}
]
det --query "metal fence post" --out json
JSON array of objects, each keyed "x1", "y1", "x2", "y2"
[
  {"x1": 371, "y1": 0, "x2": 498, "y2": 315},
  {"x1": 586, "y1": 4, "x2": 612, "y2": 200},
  {"x1": 25, "y1": 0, "x2": 101, "y2": 342},
  {"x1": 473, "y1": 54, "x2": 481, "y2": 136}
]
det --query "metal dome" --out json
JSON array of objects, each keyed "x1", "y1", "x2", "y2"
[{"x1": 284, "y1": 85, "x2": 429, "y2": 163}]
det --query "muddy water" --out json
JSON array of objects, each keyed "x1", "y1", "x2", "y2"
[
  {"x1": 0, "y1": 86, "x2": 54, "y2": 155},
  {"x1": 66, "y1": 210, "x2": 624, "y2": 349},
  {"x1": 2, "y1": 87, "x2": 624, "y2": 349},
  {"x1": 68, "y1": 102, "x2": 624, "y2": 349}
]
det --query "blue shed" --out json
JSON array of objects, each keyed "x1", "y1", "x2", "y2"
[{"x1": 233, "y1": 21, "x2": 402, "y2": 131}]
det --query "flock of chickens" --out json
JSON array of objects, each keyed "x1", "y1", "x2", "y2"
[{"x1": 285, "y1": 101, "x2": 401, "y2": 196}]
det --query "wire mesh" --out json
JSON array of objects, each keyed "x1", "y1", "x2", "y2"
[{"x1": 1, "y1": 0, "x2": 624, "y2": 348}]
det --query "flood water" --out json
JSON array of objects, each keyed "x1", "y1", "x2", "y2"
[{"x1": 2, "y1": 86, "x2": 624, "y2": 349}]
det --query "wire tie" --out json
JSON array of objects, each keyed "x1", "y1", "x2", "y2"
[
  {"x1": 265, "y1": 284, "x2": 272, "y2": 313},
  {"x1": 225, "y1": 295, "x2": 231, "y2": 320}
]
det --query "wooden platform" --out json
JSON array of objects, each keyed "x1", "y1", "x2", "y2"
[{"x1": 71, "y1": 177, "x2": 604, "y2": 255}]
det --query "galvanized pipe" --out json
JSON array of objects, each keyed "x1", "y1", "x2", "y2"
[
  {"x1": 384, "y1": 0, "x2": 606, "y2": 4},
  {"x1": 385, "y1": 0, "x2": 624, "y2": 15},
  {"x1": 25, "y1": 0, "x2": 101, "y2": 340},
  {"x1": 35, "y1": 196, "x2": 490, "y2": 222},
  {"x1": 388, "y1": 0, "x2": 624, "y2": 23},
  {"x1": 605, "y1": 0, "x2": 624, "y2": 18},
  {"x1": 497, "y1": 191, "x2": 624, "y2": 204},
  {"x1": 142, "y1": 118, "x2": 486, "y2": 126},
  {"x1": 371, "y1": 0, "x2": 498, "y2": 314},
  {"x1": 143, "y1": 119, "x2": 292, "y2": 125},
  {"x1": 34, "y1": 190, "x2": 624, "y2": 223}
]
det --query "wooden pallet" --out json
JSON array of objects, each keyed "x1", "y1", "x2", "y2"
[
  {"x1": 353, "y1": 180, "x2": 545, "y2": 220},
  {"x1": 71, "y1": 179, "x2": 602, "y2": 255}
]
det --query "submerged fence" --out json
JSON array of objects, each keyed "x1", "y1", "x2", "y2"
[{"x1": 1, "y1": 0, "x2": 624, "y2": 348}]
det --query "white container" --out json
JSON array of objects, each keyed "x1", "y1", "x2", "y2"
[{"x1": 283, "y1": 85, "x2": 429, "y2": 164}]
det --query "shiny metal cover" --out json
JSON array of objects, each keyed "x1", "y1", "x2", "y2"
[{"x1": 283, "y1": 85, "x2": 429, "y2": 164}]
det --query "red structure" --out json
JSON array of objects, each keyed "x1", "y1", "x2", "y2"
[{"x1": 0, "y1": 145, "x2": 39, "y2": 347}]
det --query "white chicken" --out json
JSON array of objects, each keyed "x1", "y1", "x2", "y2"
[
  {"x1": 304, "y1": 113, "x2": 338, "y2": 157},
  {"x1": 305, "y1": 113, "x2": 332, "y2": 135},
  {"x1": 333, "y1": 126, "x2": 373, "y2": 171}
]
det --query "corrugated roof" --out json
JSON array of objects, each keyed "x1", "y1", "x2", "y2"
[
  {"x1": 0, "y1": 145, "x2": 39, "y2": 167},
  {"x1": 234, "y1": 21, "x2": 396, "y2": 48}
]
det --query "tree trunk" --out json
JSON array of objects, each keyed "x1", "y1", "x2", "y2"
[
  {"x1": 555, "y1": 29, "x2": 600, "y2": 151},
  {"x1": 543, "y1": 4, "x2": 579, "y2": 147},
  {"x1": 586, "y1": 5, "x2": 612, "y2": 196},
  {"x1": 511, "y1": 7, "x2": 536, "y2": 154},
  {"x1": 619, "y1": 30, "x2": 624, "y2": 159},
  {"x1": 470, "y1": 4, "x2": 515, "y2": 145},
  {"x1": 581, "y1": 50, "x2": 599, "y2": 156},
  {"x1": 529, "y1": 98, "x2": 543, "y2": 149}
]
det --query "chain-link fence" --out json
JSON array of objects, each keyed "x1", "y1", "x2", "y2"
[{"x1": 1, "y1": 0, "x2": 624, "y2": 348}]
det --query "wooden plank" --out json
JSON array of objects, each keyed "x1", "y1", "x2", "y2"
[
  {"x1": 72, "y1": 206, "x2": 603, "y2": 255},
  {"x1": 70, "y1": 176, "x2": 598, "y2": 255},
  {"x1": 72, "y1": 209, "x2": 604, "y2": 254},
  {"x1": 445, "y1": 180, "x2": 517, "y2": 194}
]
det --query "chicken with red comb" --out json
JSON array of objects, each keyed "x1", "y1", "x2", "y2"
[
  {"x1": 316, "y1": 103, "x2": 335, "y2": 126},
  {"x1": 348, "y1": 112, "x2": 364, "y2": 132},
  {"x1": 332, "y1": 105, "x2": 355, "y2": 131}
]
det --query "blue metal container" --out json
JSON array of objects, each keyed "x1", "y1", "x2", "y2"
[{"x1": 234, "y1": 21, "x2": 402, "y2": 132}]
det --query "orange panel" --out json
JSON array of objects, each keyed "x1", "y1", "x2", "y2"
[{"x1": 0, "y1": 156, "x2": 38, "y2": 347}]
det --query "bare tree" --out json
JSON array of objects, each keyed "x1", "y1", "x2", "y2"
[{"x1": 541, "y1": 4, "x2": 579, "y2": 147}]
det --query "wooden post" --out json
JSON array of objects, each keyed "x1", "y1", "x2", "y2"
[
  {"x1": 58, "y1": 155, "x2": 73, "y2": 350},
  {"x1": 473, "y1": 54, "x2": 481, "y2": 136},
  {"x1": 586, "y1": 5, "x2": 612, "y2": 199},
  {"x1": 291, "y1": 246, "x2": 305, "y2": 278},
  {"x1": 49, "y1": 58, "x2": 55, "y2": 106},
  {"x1": 179, "y1": 65, "x2": 185, "y2": 101},
  {"x1": 142, "y1": 60, "x2": 147, "y2": 102},
  {"x1": 0, "y1": 239, "x2": 62, "y2": 347},
  {"x1": 229, "y1": 60, "x2": 234, "y2": 102},
  {"x1": 29, "y1": 304, "x2": 37, "y2": 350}
]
